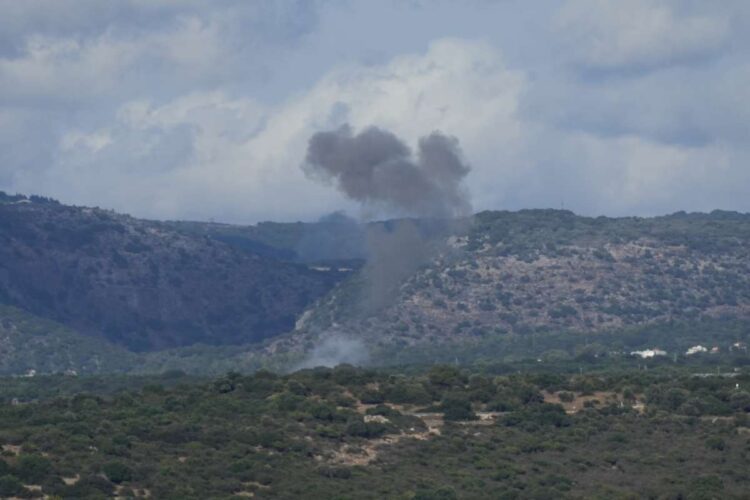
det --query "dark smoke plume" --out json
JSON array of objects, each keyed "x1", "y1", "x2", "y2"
[
  {"x1": 362, "y1": 218, "x2": 434, "y2": 311},
  {"x1": 301, "y1": 124, "x2": 473, "y2": 326},
  {"x1": 304, "y1": 125, "x2": 471, "y2": 219}
]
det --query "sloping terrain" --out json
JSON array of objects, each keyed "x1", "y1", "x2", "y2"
[
  {"x1": 0, "y1": 303, "x2": 282, "y2": 377},
  {"x1": 0, "y1": 193, "x2": 344, "y2": 351},
  {"x1": 288, "y1": 209, "x2": 750, "y2": 352},
  {"x1": 0, "y1": 304, "x2": 137, "y2": 375}
]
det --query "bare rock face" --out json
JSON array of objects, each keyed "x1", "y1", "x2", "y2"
[{"x1": 0, "y1": 195, "x2": 342, "y2": 351}]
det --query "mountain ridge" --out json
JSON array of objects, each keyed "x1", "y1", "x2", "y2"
[{"x1": 2, "y1": 191, "x2": 750, "y2": 373}]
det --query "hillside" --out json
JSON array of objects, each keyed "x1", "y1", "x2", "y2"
[
  {"x1": 286, "y1": 209, "x2": 750, "y2": 355},
  {"x1": 0, "y1": 304, "x2": 137, "y2": 375},
  {"x1": 0, "y1": 303, "x2": 290, "y2": 376},
  {"x1": 0, "y1": 193, "x2": 344, "y2": 351},
  {"x1": 3, "y1": 191, "x2": 750, "y2": 372}
]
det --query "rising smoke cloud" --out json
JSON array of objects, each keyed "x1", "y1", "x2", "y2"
[
  {"x1": 303, "y1": 124, "x2": 473, "y2": 314},
  {"x1": 304, "y1": 124, "x2": 472, "y2": 219}
]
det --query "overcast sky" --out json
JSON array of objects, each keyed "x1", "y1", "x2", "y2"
[{"x1": 1, "y1": 0, "x2": 749, "y2": 222}]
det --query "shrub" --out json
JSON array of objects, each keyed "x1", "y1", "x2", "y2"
[
  {"x1": 502, "y1": 403, "x2": 570, "y2": 429},
  {"x1": 102, "y1": 461, "x2": 134, "y2": 483},
  {"x1": 62, "y1": 475, "x2": 114, "y2": 497},
  {"x1": 15, "y1": 454, "x2": 52, "y2": 483},
  {"x1": 365, "y1": 405, "x2": 401, "y2": 417},
  {"x1": 689, "y1": 475, "x2": 724, "y2": 497},
  {"x1": 413, "y1": 487, "x2": 458, "y2": 499},
  {"x1": 705, "y1": 436, "x2": 726, "y2": 451},
  {"x1": 441, "y1": 395, "x2": 476, "y2": 421},
  {"x1": 213, "y1": 378, "x2": 236, "y2": 394},
  {"x1": 307, "y1": 402, "x2": 343, "y2": 422},
  {"x1": 275, "y1": 392, "x2": 305, "y2": 412},
  {"x1": 0, "y1": 475, "x2": 24, "y2": 497},
  {"x1": 318, "y1": 466, "x2": 352, "y2": 479},
  {"x1": 558, "y1": 391, "x2": 575, "y2": 403},
  {"x1": 550, "y1": 305, "x2": 578, "y2": 319},
  {"x1": 730, "y1": 391, "x2": 750, "y2": 412},
  {"x1": 359, "y1": 389, "x2": 385, "y2": 405},
  {"x1": 384, "y1": 383, "x2": 432, "y2": 405},
  {"x1": 345, "y1": 419, "x2": 388, "y2": 438},
  {"x1": 242, "y1": 376, "x2": 278, "y2": 398},
  {"x1": 428, "y1": 365, "x2": 466, "y2": 388}
]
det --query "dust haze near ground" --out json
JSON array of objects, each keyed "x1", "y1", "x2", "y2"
[{"x1": 294, "y1": 335, "x2": 370, "y2": 369}]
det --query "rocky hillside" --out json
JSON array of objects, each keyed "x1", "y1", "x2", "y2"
[
  {"x1": 0, "y1": 193, "x2": 344, "y2": 351},
  {"x1": 289, "y1": 209, "x2": 750, "y2": 352}
]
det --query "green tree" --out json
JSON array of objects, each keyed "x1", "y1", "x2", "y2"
[
  {"x1": 428, "y1": 365, "x2": 466, "y2": 389},
  {"x1": 0, "y1": 475, "x2": 24, "y2": 497},
  {"x1": 15, "y1": 454, "x2": 52, "y2": 483},
  {"x1": 102, "y1": 461, "x2": 134, "y2": 484},
  {"x1": 730, "y1": 391, "x2": 750, "y2": 412},
  {"x1": 441, "y1": 394, "x2": 476, "y2": 421},
  {"x1": 413, "y1": 487, "x2": 458, "y2": 500}
]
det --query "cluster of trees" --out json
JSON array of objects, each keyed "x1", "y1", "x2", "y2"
[{"x1": 0, "y1": 191, "x2": 60, "y2": 205}]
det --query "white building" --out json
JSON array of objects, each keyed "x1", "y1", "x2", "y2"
[
  {"x1": 630, "y1": 348, "x2": 667, "y2": 359},
  {"x1": 686, "y1": 345, "x2": 708, "y2": 356}
]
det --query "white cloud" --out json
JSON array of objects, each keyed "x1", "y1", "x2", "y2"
[
  {"x1": 245, "y1": 38, "x2": 526, "y2": 218},
  {"x1": 1, "y1": 2, "x2": 749, "y2": 222},
  {"x1": 0, "y1": 0, "x2": 322, "y2": 126},
  {"x1": 15, "y1": 39, "x2": 524, "y2": 222},
  {"x1": 0, "y1": 0, "x2": 319, "y2": 57},
  {"x1": 29, "y1": 92, "x2": 269, "y2": 220},
  {"x1": 60, "y1": 131, "x2": 112, "y2": 153},
  {"x1": 556, "y1": 0, "x2": 730, "y2": 71},
  {"x1": 9, "y1": 36, "x2": 750, "y2": 221},
  {"x1": 555, "y1": 132, "x2": 734, "y2": 214},
  {"x1": 0, "y1": 15, "x2": 255, "y2": 106}
]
